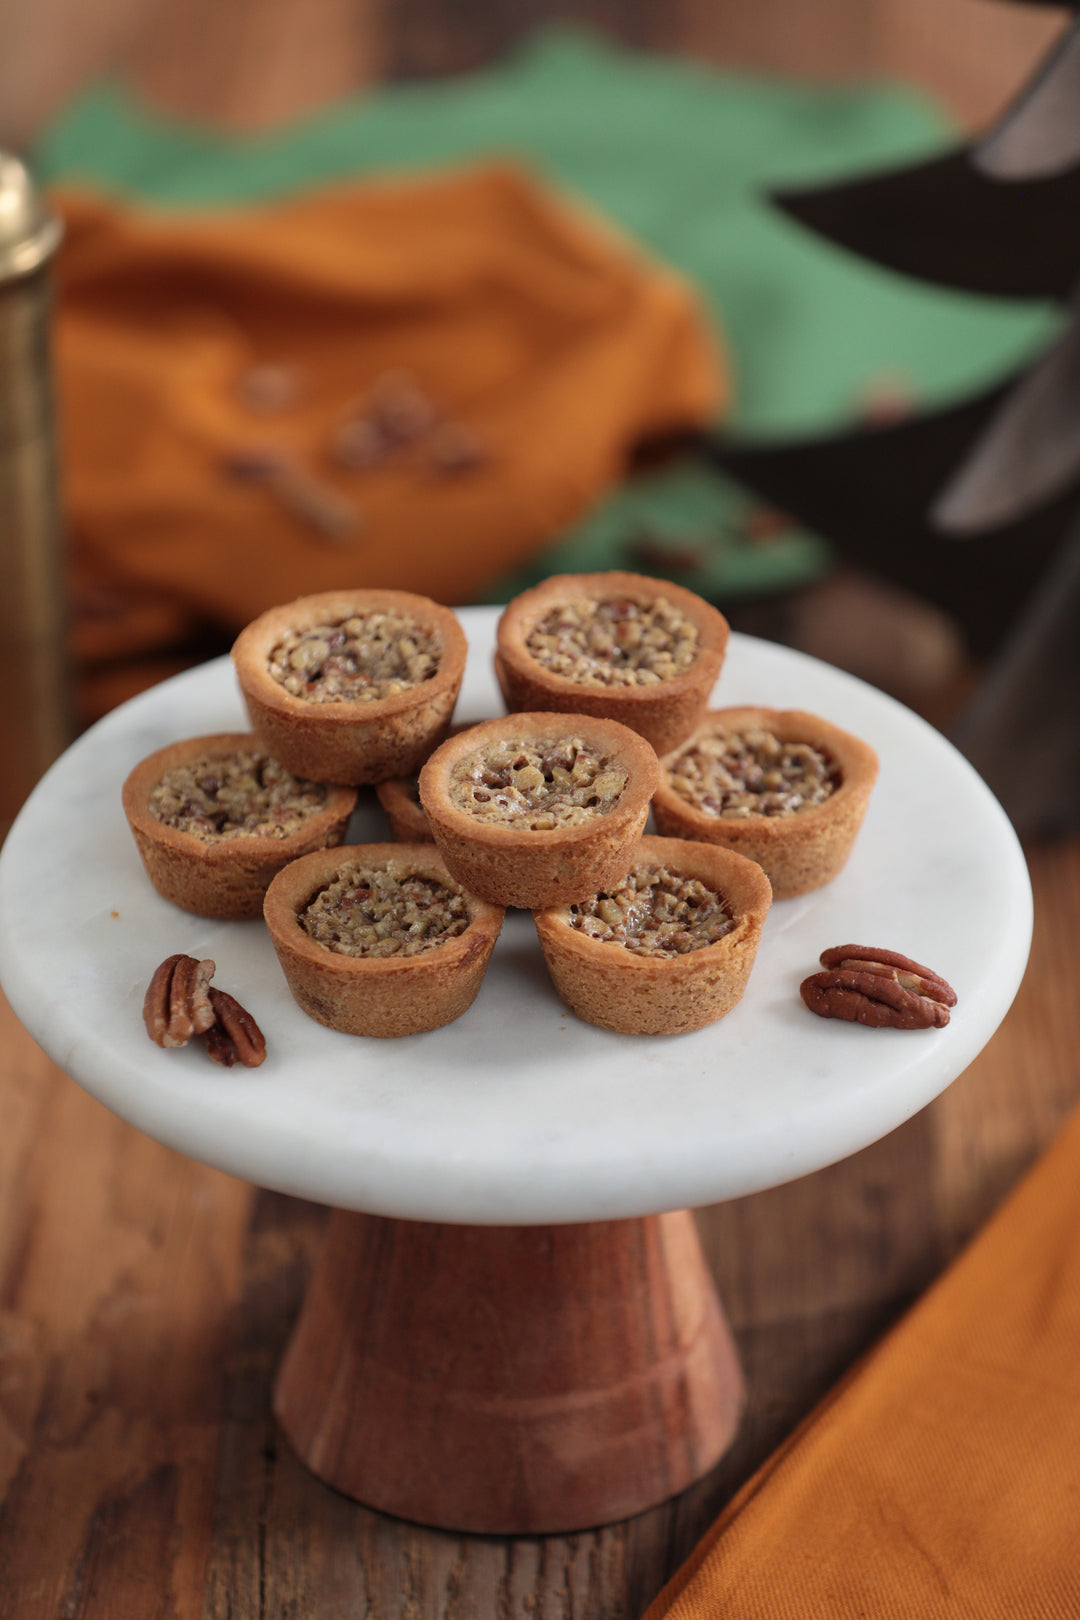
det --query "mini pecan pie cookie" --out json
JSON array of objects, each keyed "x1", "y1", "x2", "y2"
[
  {"x1": 232, "y1": 589, "x2": 467, "y2": 785},
  {"x1": 652, "y1": 707, "x2": 878, "y2": 899},
  {"x1": 375, "y1": 723, "x2": 474, "y2": 844},
  {"x1": 122, "y1": 733, "x2": 357, "y2": 919},
  {"x1": 494, "y1": 571, "x2": 729, "y2": 754},
  {"x1": 533, "y1": 835, "x2": 772, "y2": 1034},
  {"x1": 263, "y1": 844, "x2": 504, "y2": 1036},
  {"x1": 418, "y1": 713, "x2": 659, "y2": 910},
  {"x1": 375, "y1": 764, "x2": 432, "y2": 845}
]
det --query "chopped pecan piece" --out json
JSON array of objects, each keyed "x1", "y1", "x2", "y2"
[
  {"x1": 143, "y1": 954, "x2": 216, "y2": 1048},
  {"x1": 424, "y1": 422, "x2": 487, "y2": 477},
  {"x1": 368, "y1": 369, "x2": 439, "y2": 443},
  {"x1": 332, "y1": 415, "x2": 393, "y2": 470},
  {"x1": 801, "y1": 945, "x2": 956, "y2": 1030},
  {"x1": 202, "y1": 987, "x2": 267, "y2": 1068},
  {"x1": 236, "y1": 362, "x2": 301, "y2": 413},
  {"x1": 270, "y1": 463, "x2": 359, "y2": 541},
  {"x1": 330, "y1": 370, "x2": 440, "y2": 473},
  {"x1": 220, "y1": 447, "x2": 359, "y2": 541}
]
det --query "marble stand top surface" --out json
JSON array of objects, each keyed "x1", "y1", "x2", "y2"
[{"x1": 0, "y1": 610, "x2": 1031, "y2": 1224}]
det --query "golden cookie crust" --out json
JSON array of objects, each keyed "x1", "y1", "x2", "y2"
[
  {"x1": 375, "y1": 775, "x2": 433, "y2": 844},
  {"x1": 263, "y1": 843, "x2": 504, "y2": 1037},
  {"x1": 494, "y1": 571, "x2": 729, "y2": 754},
  {"x1": 652, "y1": 707, "x2": 878, "y2": 899},
  {"x1": 122, "y1": 733, "x2": 357, "y2": 920},
  {"x1": 533, "y1": 834, "x2": 772, "y2": 1035},
  {"x1": 375, "y1": 723, "x2": 475, "y2": 844},
  {"x1": 419, "y1": 712, "x2": 660, "y2": 910},
  {"x1": 231, "y1": 589, "x2": 467, "y2": 786}
]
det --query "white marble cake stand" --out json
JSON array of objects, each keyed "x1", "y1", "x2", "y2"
[{"x1": 0, "y1": 610, "x2": 1032, "y2": 1534}]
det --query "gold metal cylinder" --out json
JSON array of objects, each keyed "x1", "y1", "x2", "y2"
[{"x1": 0, "y1": 153, "x2": 67, "y2": 834}]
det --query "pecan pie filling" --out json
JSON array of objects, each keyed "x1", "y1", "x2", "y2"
[
  {"x1": 149, "y1": 749, "x2": 329, "y2": 841},
  {"x1": 298, "y1": 864, "x2": 471, "y2": 958},
  {"x1": 666, "y1": 728, "x2": 837, "y2": 818},
  {"x1": 570, "y1": 865, "x2": 734, "y2": 956},
  {"x1": 267, "y1": 611, "x2": 441, "y2": 703},
  {"x1": 525, "y1": 595, "x2": 699, "y2": 688},
  {"x1": 449, "y1": 737, "x2": 628, "y2": 830}
]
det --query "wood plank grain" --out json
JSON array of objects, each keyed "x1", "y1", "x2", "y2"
[
  {"x1": 0, "y1": 993, "x2": 254, "y2": 1619},
  {"x1": 932, "y1": 834, "x2": 1080, "y2": 1259}
]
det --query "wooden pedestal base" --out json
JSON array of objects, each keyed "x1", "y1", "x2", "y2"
[{"x1": 273, "y1": 1207, "x2": 744, "y2": 1534}]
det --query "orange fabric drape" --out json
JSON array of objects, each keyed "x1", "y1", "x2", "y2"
[
  {"x1": 51, "y1": 163, "x2": 723, "y2": 720},
  {"x1": 646, "y1": 1102, "x2": 1080, "y2": 1619}
]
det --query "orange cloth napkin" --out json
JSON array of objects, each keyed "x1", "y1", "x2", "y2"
[
  {"x1": 646, "y1": 1104, "x2": 1080, "y2": 1618},
  {"x1": 51, "y1": 163, "x2": 722, "y2": 721}
]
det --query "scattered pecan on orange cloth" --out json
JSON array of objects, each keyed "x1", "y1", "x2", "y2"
[{"x1": 52, "y1": 163, "x2": 724, "y2": 723}]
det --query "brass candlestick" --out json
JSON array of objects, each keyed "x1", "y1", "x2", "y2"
[{"x1": 0, "y1": 152, "x2": 67, "y2": 834}]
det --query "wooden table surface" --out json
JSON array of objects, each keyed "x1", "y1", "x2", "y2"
[{"x1": 1, "y1": 818, "x2": 1076, "y2": 1617}]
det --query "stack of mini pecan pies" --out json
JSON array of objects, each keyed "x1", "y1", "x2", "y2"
[
  {"x1": 126, "y1": 587, "x2": 501, "y2": 1038},
  {"x1": 123, "y1": 570, "x2": 899, "y2": 1044},
  {"x1": 410, "y1": 573, "x2": 775, "y2": 1034}
]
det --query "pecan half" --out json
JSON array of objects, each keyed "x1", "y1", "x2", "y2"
[
  {"x1": 270, "y1": 463, "x2": 359, "y2": 541},
  {"x1": 143, "y1": 954, "x2": 216, "y2": 1048},
  {"x1": 202, "y1": 987, "x2": 267, "y2": 1068},
  {"x1": 818, "y1": 944, "x2": 957, "y2": 1007},
  {"x1": 801, "y1": 945, "x2": 956, "y2": 1030},
  {"x1": 144, "y1": 956, "x2": 267, "y2": 1066}
]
